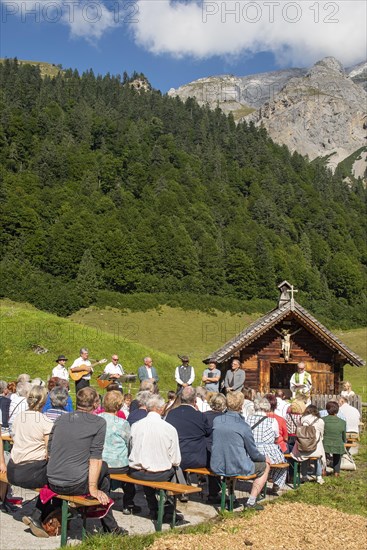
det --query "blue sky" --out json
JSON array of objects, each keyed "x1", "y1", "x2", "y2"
[{"x1": 0, "y1": 1, "x2": 365, "y2": 92}]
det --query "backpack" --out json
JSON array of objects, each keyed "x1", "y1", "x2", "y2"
[{"x1": 296, "y1": 418, "x2": 319, "y2": 453}]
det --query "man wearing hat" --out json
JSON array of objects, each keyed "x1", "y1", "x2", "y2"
[
  {"x1": 175, "y1": 355, "x2": 195, "y2": 394},
  {"x1": 52, "y1": 355, "x2": 69, "y2": 381}
]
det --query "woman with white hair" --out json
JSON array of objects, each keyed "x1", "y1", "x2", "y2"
[
  {"x1": 8, "y1": 382, "x2": 32, "y2": 432},
  {"x1": 241, "y1": 387, "x2": 256, "y2": 420},
  {"x1": 247, "y1": 397, "x2": 287, "y2": 495},
  {"x1": 44, "y1": 387, "x2": 70, "y2": 422}
]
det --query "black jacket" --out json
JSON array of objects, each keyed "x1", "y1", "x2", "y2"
[{"x1": 166, "y1": 405, "x2": 211, "y2": 469}]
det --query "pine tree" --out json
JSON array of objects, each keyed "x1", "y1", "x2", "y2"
[{"x1": 76, "y1": 250, "x2": 100, "y2": 306}]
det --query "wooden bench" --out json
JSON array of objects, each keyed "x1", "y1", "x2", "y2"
[
  {"x1": 284, "y1": 454, "x2": 319, "y2": 489},
  {"x1": 110, "y1": 472, "x2": 201, "y2": 531},
  {"x1": 184, "y1": 467, "x2": 257, "y2": 512},
  {"x1": 185, "y1": 462, "x2": 290, "y2": 509},
  {"x1": 0, "y1": 471, "x2": 100, "y2": 546}
]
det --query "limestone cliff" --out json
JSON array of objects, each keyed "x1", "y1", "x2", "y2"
[
  {"x1": 246, "y1": 58, "x2": 366, "y2": 169},
  {"x1": 168, "y1": 58, "x2": 366, "y2": 176}
]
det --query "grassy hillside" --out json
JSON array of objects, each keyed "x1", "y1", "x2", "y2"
[
  {"x1": 71, "y1": 305, "x2": 260, "y2": 367},
  {"x1": 0, "y1": 58, "x2": 62, "y2": 77},
  {"x1": 72, "y1": 305, "x2": 367, "y2": 399},
  {"x1": 0, "y1": 300, "x2": 179, "y2": 397}
]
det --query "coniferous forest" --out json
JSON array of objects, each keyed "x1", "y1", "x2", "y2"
[{"x1": 0, "y1": 59, "x2": 366, "y2": 327}]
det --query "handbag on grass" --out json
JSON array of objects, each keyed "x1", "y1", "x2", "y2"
[
  {"x1": 42, "y1": 509, "x2": 63, "y2": 536},
  {"x1": 340, "y1": 450, "x2": 356, "y2": 471}
]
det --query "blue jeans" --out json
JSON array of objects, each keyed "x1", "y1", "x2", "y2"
[{"x1": 301, "y1": 458, "x2": 322, "y2": 477}]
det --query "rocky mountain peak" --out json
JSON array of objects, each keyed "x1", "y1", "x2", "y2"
[
  {"x1": 309, "y1": 56, "x2": 345, "y2": 76},
  {"x1": 169, "y1": 57, "x2": 366, "y2": 178}
]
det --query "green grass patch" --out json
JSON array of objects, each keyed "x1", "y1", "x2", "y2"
[
  {"x1": 281, "y1": 431, "x2": 367, "y2": 517},
  {"x1": 70, "y1": 304, "x2": 260, "y2": 370},
  {"x1": 67, "y1": 532, "x2": 157, "y2": 550},
  {"x1": 232, "y1": 105, "x2": 256, "y2": 121},
  {"x1": 341, "y1": 327, "x2": 367, "y2": 399},
  {"x1": 0, "y1": 299, "x2": 179, "y2": 397},
  {"x1": 68, "y1": 508, "x2": 220, "y2": 550},
  {"x1": 336, "y1": 146, "x2": 367, "y2": 181}
]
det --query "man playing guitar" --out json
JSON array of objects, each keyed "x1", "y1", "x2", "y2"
[{"x1": 70, "y1": 348, "x2": 106, "y2": 392}]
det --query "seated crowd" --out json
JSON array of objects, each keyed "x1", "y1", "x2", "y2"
[{"x1": 0, "y1": 372, "x2": 361, "y2": 539}]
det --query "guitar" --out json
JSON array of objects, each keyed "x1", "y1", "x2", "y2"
[
  {"x1": 69, "y1": 359, "x2": 107, "y2": 382},
  {"x1": 97, "y1": 373, "x2": 137, "y2": 390}
]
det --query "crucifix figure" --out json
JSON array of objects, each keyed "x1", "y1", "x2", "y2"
[{"x1": 274, "y1": 327, "x2": 302, "y2": 361}]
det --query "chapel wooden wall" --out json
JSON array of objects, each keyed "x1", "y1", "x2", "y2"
[{"x1": 221, "y1": 319, "x2": 343, "y2": 395}]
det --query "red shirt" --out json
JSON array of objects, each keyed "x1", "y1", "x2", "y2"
[
  {"x1": 267, "y1": 412, "x2": 288, "y2": 452},
  {"x1": 94, "y1": 407, "x2": 126, "y2": 420}
]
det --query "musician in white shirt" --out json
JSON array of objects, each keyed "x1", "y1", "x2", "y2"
[
  {"x1": 52, "y1": 355, "x2": 69, "y2": 381},
  {"x1": 104, "y1": 355, "x2": 124, "y2": 379},
  {"x1": 70, "y1": 348, "x2": 92, "y2": 392}
]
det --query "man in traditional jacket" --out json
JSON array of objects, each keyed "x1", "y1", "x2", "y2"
[{"x1": 175, "y1": 355, "x2": 195, "y2": 394}]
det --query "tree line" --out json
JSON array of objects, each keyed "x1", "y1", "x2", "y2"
[{"x1": 0, "y1": 59, "x2": 365, "y2": 327}]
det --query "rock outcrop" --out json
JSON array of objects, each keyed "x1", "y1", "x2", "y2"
[
  {"x1": 347, "y1": 61, "x2": 367, "y2": 91},
  {"x1": 168, "y1": 68, "x2": 307, "y2": 120},
  {"x1": 168, "y1": 58, "x2": 366, "y2": 175},
  {"x1": 246, "y1": 57, "x2": 366, "y2": 168}
]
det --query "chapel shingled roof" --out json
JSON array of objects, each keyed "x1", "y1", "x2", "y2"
[{"x1": 204, "y1": 299, "x2": 365, "y2": 367}]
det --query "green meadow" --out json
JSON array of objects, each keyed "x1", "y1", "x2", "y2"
[
  {"x1": 1, "y1": 300, "x2": 366, "y2": 399},
  {"x1": 71, "y1": 305, "x2": 260, "y2": 368}
]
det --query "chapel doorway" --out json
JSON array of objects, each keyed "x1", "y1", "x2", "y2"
[{"x1": 270, "y1": 363, "x2": 297, "y2": 396}]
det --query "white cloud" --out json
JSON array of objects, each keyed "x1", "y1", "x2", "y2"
[
  {"x1": 1, "y1": 1, "x2": 365, "y2": 67},
  {"x1": 61, "y1": 2, "x2": 118, "y2": 41},
  {"x1": 0, "y1": 1, "x2": 119, "y2": 42},
  {"x1": 130, "y1": 0, "x2": 366, "y2": 67}
]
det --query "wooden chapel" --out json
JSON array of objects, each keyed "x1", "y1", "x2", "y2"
[{"x1": 204, "y1": 281, "x2": 364, "y2": 396}]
